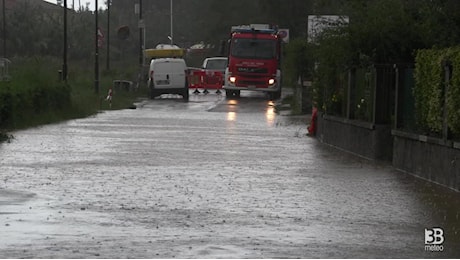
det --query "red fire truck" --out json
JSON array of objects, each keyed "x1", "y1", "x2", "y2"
[{"x1": 224, "y1": 24, "x2": 282, "y2": 100}]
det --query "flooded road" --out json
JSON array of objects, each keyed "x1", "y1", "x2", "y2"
[{"x1": 0, "y1": 91, "x2": 459, "y2": 258}]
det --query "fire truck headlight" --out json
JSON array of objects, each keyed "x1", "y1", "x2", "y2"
[
  {"x1": 268, "y1": 78, "x2": 276, "y2": 86},
  {"x1": 229, "y1": 76, "x2": 237, "y2": 84}
]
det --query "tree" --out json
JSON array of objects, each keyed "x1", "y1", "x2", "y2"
[{"x1": 260, "y1": 0, "x2": 315, "y2": 36}]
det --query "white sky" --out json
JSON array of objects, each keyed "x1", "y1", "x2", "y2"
[{"x1": 43, "y1": 0, "x2": 107, "y2": 11}]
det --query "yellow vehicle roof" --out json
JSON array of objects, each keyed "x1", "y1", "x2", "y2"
[{"x1": 144, "y1": 48, "x2": 185, "y2": 59}]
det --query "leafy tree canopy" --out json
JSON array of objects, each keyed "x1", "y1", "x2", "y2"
[{"x1": 3, "y1": 0, "x2": 460, "y2": 65}]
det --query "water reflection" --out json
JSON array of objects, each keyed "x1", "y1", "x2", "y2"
[
  {"x1": 227, "y1": 99, "x2": 239, "y2": 106},
  {"x1": 266, "y1": 101, "x2": 276, "y2": 126},
  {"x1": 266, "y1": 106, "x2": 275, "y2": 126},
  {"x1": 227, "y1": 111, "x2": 237, "y2": 122}
]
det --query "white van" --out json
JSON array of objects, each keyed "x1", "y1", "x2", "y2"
[{"x1": 147, "y1": 58, "x2": 189, "y2": 101}]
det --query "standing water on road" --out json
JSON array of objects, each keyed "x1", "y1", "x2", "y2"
[{"x1": 0, "y1": 92, "x2": 459, "y2": 258}]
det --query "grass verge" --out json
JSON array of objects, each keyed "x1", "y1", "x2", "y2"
[{"x1": 0, "y1": 57, "x2": 148, "y2": 142}]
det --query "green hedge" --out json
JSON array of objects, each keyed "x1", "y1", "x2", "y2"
[
  {"x1": 414, "y1": 47, "x2": 460, "y2": 137},
  {"x1": 447, "y1": 49, "x2": 460, "y2": 135}
]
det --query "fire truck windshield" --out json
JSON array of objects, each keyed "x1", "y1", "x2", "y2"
[{"x1": 231, "y1": 39, "x2": 277, "y2": 60}]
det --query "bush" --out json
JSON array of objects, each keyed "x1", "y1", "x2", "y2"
[
  {"x1": 414, "y1": 49, "x2": 444, "y2": 133},
  {"x1": 414, "y1": 46, "x2": 460, "y2": 137},
  {"x1": 447, "y1": 50, "x2": 460, "y2": 136},
  {"x1": 311, "y1": 28, "x2": 352, "y2": 115},
  {"x1": 283, "y1": 38, "x2": 314, "y2": 86},
  {"x1": 0, "y1": 57, "x2": 71, "y2": 129}
]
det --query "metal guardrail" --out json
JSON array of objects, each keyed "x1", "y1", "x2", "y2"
[{"x1": 113, "y1": 80, "x2": 134, "y2": 91}]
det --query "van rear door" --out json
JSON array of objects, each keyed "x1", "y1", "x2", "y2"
[
  {"x1": 153, "y1": 61, "x2": 172, "y2": 87},
  {"x1": 168, "y1": 60, "x2": 186, "y2": 89},
  {"x1": 153, "y1": 59, "x2": 186, "y2": 89}
]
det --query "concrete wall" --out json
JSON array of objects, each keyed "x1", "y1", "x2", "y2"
[
  {"x1": 392, "y1": 130, "x2": 460, "y2": 191},
  {"x1": 317, "y1": 113, "x2": 393, "y2": 161},
  {"x1": 316, "y1": 113, "x2": 459, "y2": 191}
]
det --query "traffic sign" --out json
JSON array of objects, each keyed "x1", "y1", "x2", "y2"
[
  {"x1": 97, "y1": 27, "x2": 104, "y2": 48},
  {"x1": 278, "y1": 29, "x2": 289, "y2": 43}
]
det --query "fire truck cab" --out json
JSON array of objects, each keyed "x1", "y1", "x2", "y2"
[{"x1": 224, "y1": 24, "x2": 282, "y2": 100}]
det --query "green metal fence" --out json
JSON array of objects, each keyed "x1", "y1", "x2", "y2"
[
  {"x1": 394, "y1": 65, "x2": 416, "y2": 131},
  {"x1": 323, "y1": 64, "x2": 396, "y2": 125},
  {"x1": 317, "y1": 60, "x2": 459, "y2": 141}
]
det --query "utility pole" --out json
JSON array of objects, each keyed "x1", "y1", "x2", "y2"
[
  {"x1": 135, "y1": 0, "x2": 144, "y2": 88},
  {"x1": 106, "y1": 0, "x2": 110, "y2": 70},
  {"x1": 138, "y1": 0, "x2": 143, "y2": 67},
  {"x1": 170, "y1": 0, "x2": 173, "y2": 45},
  {"x1": 2, "y1": 0, "x2": 6, "y2": 58},
  {"x1": 63, "y1": 0, "x2": 68, "y2": 82},
  {"x1": 95, "y1": 0, "x2": 99, "y2": 94}
]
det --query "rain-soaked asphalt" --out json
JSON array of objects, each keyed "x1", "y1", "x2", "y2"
[{"x1": 0, "y1": 90, "x2": 459, "y2": 258}]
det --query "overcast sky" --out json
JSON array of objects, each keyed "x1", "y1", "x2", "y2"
[{"x1": 43, "y1": 0, "x2": 107, "y2": 11}]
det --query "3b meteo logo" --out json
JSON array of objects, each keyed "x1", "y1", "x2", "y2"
[{"x1": 425, "y1": 227, "x2": 444, "y2": 252}]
